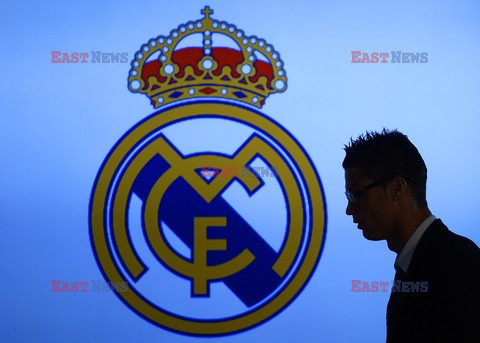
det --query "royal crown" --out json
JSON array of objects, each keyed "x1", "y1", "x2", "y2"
[{"x1": 127, "y1": 6, "x2": 287, "y2": 108}]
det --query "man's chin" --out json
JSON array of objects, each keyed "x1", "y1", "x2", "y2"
[{"x1": 362, "y1": 230, "x2": 383, "y2": 241}]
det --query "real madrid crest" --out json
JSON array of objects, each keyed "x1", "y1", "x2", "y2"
[{"x1": 90, "y1": 7, "x2": 327, "y2": 336}]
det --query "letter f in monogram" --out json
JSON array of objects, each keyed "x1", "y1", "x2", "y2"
[{"x1": 192, "y1": 216, "x2": 255, "y2": 296}]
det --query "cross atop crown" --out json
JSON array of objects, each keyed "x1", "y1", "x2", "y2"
[{"x1": 201, "y1": 6, "x2": 213, "y2": 18}]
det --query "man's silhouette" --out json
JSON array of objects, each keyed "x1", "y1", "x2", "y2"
[{"x1": 343, "y1": 129, "x2": 480, "y2": 342}]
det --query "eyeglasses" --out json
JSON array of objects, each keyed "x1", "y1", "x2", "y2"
[{"x1": 345, "y1": 176, "x2": 410, "y2": 205}]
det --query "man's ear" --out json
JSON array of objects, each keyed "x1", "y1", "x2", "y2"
[{"x1": 391, "y1": 177, "x2": 408, "y2": 201}]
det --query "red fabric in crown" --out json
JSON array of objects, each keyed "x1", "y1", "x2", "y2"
[{"x1": 141, "y1": 47, "x2": 274, "y2": 90}]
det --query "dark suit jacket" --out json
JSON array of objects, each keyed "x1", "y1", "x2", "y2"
[{"x1": 386, "y1": 219, "x2": 480, "y2": 342}]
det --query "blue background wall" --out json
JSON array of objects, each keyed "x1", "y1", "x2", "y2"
[{"x1": 1, "y1": 0, "x2": 479, "y2": 341}]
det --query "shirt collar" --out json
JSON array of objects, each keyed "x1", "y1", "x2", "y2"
[{"x1": 395, "y1": 215, "x2": 437, "y2": 273}]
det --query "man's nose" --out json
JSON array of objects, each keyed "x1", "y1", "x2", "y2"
[{"x1": 346, "y1": 200, "x2": 355, "y2": 216}]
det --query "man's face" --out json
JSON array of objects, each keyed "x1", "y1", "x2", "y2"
[{"x1": 344, "y1": 167, "x2": 396, "y2": 241}]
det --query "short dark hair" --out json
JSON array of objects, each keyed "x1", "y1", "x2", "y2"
[{"x1": 342, "y1": 129, "x2": 428, "y2": 207}]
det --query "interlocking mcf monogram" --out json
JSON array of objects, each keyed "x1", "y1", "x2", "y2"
[{"x1": 90, "y1": 7, "x2": 326, "y2": 336}]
